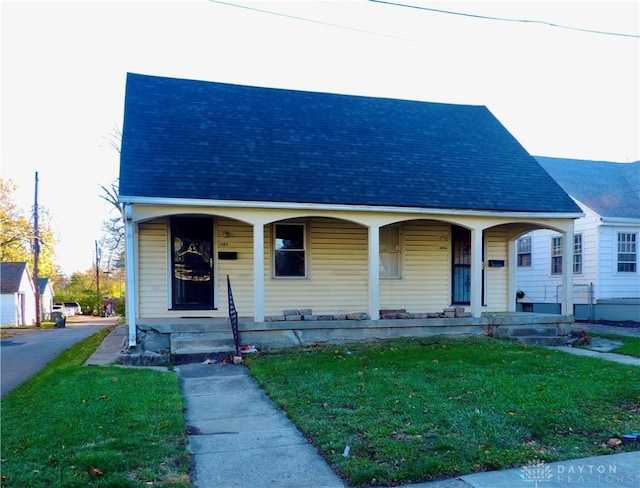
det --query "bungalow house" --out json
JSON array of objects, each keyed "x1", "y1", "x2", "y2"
[
  {"x1": 118, "y1": 73, "x2": 582, "y2": 355},
  {"x1": 0, "y1": 262, "x2": 36, "y2": 326},
  {"x1": 515, "y1": 157, "x2": 640, "y2": 322}
]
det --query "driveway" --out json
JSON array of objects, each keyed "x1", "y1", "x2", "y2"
[{"x1": 0, "y1": 316, "x2": 119, "y2": 398}]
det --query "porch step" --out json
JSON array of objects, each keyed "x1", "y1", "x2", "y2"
[
  {"x1": 495, "y1": 324, "x2": 569, "y2": 346},
  {"x1": 171, "y1": 332, "x2": 236, "y2": 356}
]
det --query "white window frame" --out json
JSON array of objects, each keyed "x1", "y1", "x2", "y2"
[
  {"x1": 272, "y1": 223, "x2": 307, "y2": 279},
  {"x1": 551, "y1": 236, "x2": 563, "y2": 275},
  {"x1": 517, "y1": 236, "x2": 532, "y2": 267},
  {"x1": 573, "y1": 233, "x2": 583, "y2": 274},
  {"x1": 379, "y1": 225, "x2": 402, "y2": 279},
  {"x1": 617, "y1": 232, "x2": 637, "y2": 273}
]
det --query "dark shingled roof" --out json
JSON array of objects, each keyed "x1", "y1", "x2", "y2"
[
  {"x1": 535, "y1": 157, "x2": 640, "y2": 220},
  {"x1": 1, "y1": 262, "x2": 28, "y2": 294},
  {"x1": 119, "y1": 73, "x2": 580, "y2": 214}
]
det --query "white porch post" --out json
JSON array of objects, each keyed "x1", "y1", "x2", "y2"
[
  {"x1": 124, "y1": 204, "x2": 137, "y2": 348},
  {"x1": 253, "y1": 222, "x2": 265, "y2": 322},
  {"x1": 508, "y1": 239, "x2": 517, "y2": 312},
  {"x1": 562, "y1": 227, "x2": 574, "y2": 317},
  {"x1": 470, "y1": 227, "x2": 483, "y2": 318},
  {"x1": 368, "y1": 225, "x2": 380, "y2": 320}
]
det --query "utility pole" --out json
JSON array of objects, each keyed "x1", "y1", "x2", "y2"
[
  {"x1": 33, "y1": 172, "x2": 41, "y2": 327},
  {"x1": 95, "y1": 240, "x2": 101, "y2": 316}
]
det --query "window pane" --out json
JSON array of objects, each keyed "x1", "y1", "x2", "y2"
[
  {"x1": 274, "y1": 224, "x2": 306, "y2": 277},
  {"x1": 379, "y1": 226, "x2": 400, "y2": 278},
  {"x1": 275, "y1": 225, "x2": 304, "y2": 250},
  {"x1": 275, "y1": 250, "x2": 305, "y2": 277},
  {"x1": 517, "y1": 237, "x2": 531, "y2": 267},
  {"x1": 617, "y1": 233, "x2": 637, "y2": 273},
  {"x1": 551, "y1": 236, "x2": 562, "y2": 274},
  {"x1": 380, "y1": 226, "x2": 399, "y2": 252},
  {"x1": 379, "y1": 252, "x2": 399, "y2": 276}
]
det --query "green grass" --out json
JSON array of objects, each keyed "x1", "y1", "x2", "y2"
[
  {"x1": 588, "y1": 333, "x2": 640, "y2": 358},
  {"x1": 245, "y1": 336, "x2": 640, "y2": 486},
  {"x1": 1, "y1": 326, "x2": 191, "y2": 488}
]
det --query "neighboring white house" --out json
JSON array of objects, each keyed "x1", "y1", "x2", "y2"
[
  {"x1": 0, "y1": 262, "x2": 37, "y2": 326},
  {"x1": 39, "y1": 277, "x2": 54, "y2": 321},
  {"x1": 516, "y1": 157, "x2": 640, "y2": 322}
]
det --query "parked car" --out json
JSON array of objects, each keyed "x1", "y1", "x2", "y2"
[
  {"x1": 64, "y1": 302, "x2": 82, "y2": 315},
  {"x1": 53, "y1": 302, "x2": 75, "y2": 317}
]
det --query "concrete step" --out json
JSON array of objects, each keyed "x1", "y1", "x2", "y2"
[
  {"x1": 171, "y1": 332, "x2": 237, "y2": 355},
  {"x1": 505, "y1": 326, "x2": 561, "y2": 337}
]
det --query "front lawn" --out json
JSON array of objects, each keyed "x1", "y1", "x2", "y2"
[
  {"x1": 245, "y1": 336, "x2": 640, "y2": 486},
  {"x1": 1, "y1": 327, "x2": 191, "y2": 488}
]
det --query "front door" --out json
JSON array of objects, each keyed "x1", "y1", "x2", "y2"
[
  {"x1": 171, "y1": 216, "x2": 214, "y2": 310},
  {"x1": 451, "y1": 226, "x2": 471, "y2": 305}
]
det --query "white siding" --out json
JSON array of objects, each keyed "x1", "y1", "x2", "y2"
[
  {"x1": 0, "y1": 295, "x2": 18, "y2": 325},
  {"x1": 598, "y1": 225, "x2": 640, "y2": 299},
  {"x1": 515, "y1": 208, "x2": 640, "y2": 305}
]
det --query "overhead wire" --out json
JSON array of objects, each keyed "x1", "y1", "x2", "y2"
[
  {"x1": 369, "y1": 0, "x2": 640, "y2": 39},
  {"x1": 206, "y1": 0, "x2": 406, "y2": 40}
]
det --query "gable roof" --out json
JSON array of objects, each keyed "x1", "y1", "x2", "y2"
[
  {"x1": 119, "y1": 73, "x2": 580, "y2": 214},
  {"x1": 535, "y1": 157, "x2": 640, "y2": 220},
  {"x1": 38, "y1": 277, "x2": 52, "y2": 295},
  {"x1": 1, "y1": 262, "x2": 29, "y2": 294}
]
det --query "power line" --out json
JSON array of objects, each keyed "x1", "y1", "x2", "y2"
[
  {"x1": 369, "y1": 0, "x2": 640, "y2": 39},
  {"x1": 207, "y1": 0, "x2": 405, "y2": 40}
]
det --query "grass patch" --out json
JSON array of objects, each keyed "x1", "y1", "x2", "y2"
[
  {"x1": 1, "y1": 326, "x2": 191, "y2": 488},
  {"x1": 245, "y1": 336, "x2": 640, "y2": 486},
  {"x1": 589, "y1": 333, "x2": 640, "y2": 358}
]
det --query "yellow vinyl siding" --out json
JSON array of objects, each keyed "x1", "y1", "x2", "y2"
[
  {"x1": 264, "y1": 218, "x2": 369, "y2": 316},
  {"x1": 485, "y1": 228, "x2": 508, "y2": 311},
  {"x1": 138, "y1": 217, "x2": 255, "y2": 318},
  {"x1": 381, "y1": 221, "x2": 451, "y2": 312},
  {"x1": 138, "y1": 219, "x2": 169, "y2": 317},
  {"x1": 216, "y1": 218, "x2": 254, "y2": 315}
]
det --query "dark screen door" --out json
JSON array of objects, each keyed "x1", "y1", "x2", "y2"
[
  {"x1": 452, "y1": 226, "x2": 471, "y2": 305},
  {"x1": 171, "y1": 217, "x2": 214, "y2": 309}
]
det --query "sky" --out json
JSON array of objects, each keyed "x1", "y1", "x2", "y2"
[{"x1": 2, "y1": 0, "x2": 639, "y2": 276}]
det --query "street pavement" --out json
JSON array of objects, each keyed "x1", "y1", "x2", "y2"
[
  {"x1": 83, "y1": 322, "x2": 640, "y2": 488},
  {"x1": 0, "y1": 315, "x2": 118, "y2": 398}
]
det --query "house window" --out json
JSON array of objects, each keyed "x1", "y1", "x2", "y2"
[
  {"x1": 274, "y1": 223, "x2": 306, "y2": 277},
  {"x1": 573, "y1": 234, "x2": 583, "y2": 274},
  {"x1": 379, "y1": 225, "x2": 401, "y2": 278},
  {"x1": 551, "y1": 236, "x2": 562, "y2": 275},
  {"x1": 517, "y1": 237, "x2": 531, "y2": 267},
  {"x1": 617, "y1": 232, "x2": 637, "y2": 272}
]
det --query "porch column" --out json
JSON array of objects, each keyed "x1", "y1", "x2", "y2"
[
  {"x1": 368, "y1": 225, "x2": 380, "y2": 320},
  {"x1": 508, "y1": 239, "x2": 517, "y2": 312},
  {"x1": 253, "y1": 222, "x2": 265, "y2": 322},
  {"x1": 470, "y1": 227, "x2": 483, "y2": 318},
  {"x1": 124, "y1": 204, "x2": 137, "y2": 348},
  {"x1": 562, "y1": 227, "x2": 574, "y2": 317}
]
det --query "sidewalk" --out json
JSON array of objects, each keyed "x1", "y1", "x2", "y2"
[{"x1": 87, "y1": 325, "x2": 640, "y2": 487}]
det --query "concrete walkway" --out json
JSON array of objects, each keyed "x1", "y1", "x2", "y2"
[{"x1": 86, "y1": 324, "x2": 640, "y2": 488}]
